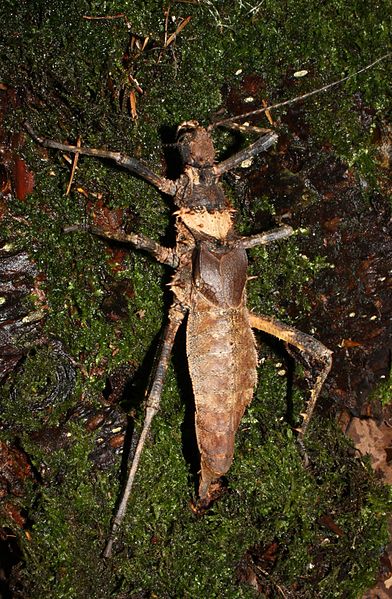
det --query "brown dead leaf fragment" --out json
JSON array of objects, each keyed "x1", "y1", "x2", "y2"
[
  {"x1": 262, "y1": 98, "x2": 274, "y2": 126},
  {"x1": 318, "y1": 513, "x2": 344, "y2": 537},
  {"x1": 129, "y1": 89, "x2": 137, "y2": 119},
  {"x1": 0, "y1": 441, "x2": 33, "y2": 530},
  {"x1": 0, "y1": 441, "x2": 32, "y2": 497},
  {"x1": 2, "y1": 501, "x2": 26, "y2": 528},
  {"x1": 347, "y1": 416, "x2": 392, "y2": 484},
  {"x1": 340, "y1": 338, "x2": 363, "y2": 348},
  {"x1": 109, "y1": 434, "x2": 125, "y2": 449},
  {"x1": 86, "y1": 412, "x2": 106, "y2": 431},
  {"x1": 12, "y1": 157, "x2": 34, "y2": 200},
  {"x1": 0, "y1": 86, "x2": 35, "y2": 201}
]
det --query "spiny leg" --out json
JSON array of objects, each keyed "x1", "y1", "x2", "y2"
[
  {"x1": 213, "y1": 131, "x2": 278, "y2": 176},
  {"x1": 24, "y1": 122, "x2": 176, "y2": 196},
  {"x1": 236, "y1": 224, "x2": 293, "y2": 249},
  {"x1": 64, "y1": 223, "x2": 179, "y2": 268},
  {"x1": 103, "y1": 304, "x2": 186, "y2": 558},
  {"x1": 248, "y1": 312, "x2": 332, "y2": 442}
]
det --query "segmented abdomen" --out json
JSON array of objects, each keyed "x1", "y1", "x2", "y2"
[{"x1": 186, "y1": 292, "x2": 258, "y2": 498}]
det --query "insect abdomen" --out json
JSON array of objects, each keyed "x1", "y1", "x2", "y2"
[{"x1": 186, "y1": 294, "x2": 258, "y2": 499}]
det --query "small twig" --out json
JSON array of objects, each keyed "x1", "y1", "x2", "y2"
[
  {"x1": 65, "y1": 137, "x2": 81, "y2": 195},
  {"x1": 163, "y1": 5, "x2": 171, "y2": 48},
  {"x1": 165, "y1": 15, "x2": 191, "y2": 47},
  {"x1": 83, "y1": 14, "x2": 126, "y2": 21},
  {"x1": 128, "y1": 74, "x2": 143, "y2": 95}
]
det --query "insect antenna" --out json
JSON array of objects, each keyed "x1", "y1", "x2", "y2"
[{"x1": 210, "y1": 52, "x2": 391, "y2": 130}]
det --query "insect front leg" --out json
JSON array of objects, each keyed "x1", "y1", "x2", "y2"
[
  {"x1": 248, "y1": 312, "x2": 332, "y2": 443},
  {"x1": 236, "y1": 224, "x2": 294, "y2": 249},
  {"x1": 24, "y1": 122, "x2": 176, "y2": 196},
  {"x1": 213, "y1": 131, "x2": 278, "y2": 176},
  {"x1": 65, "y1": 224, "x2": 179, "y2": 268},
  {"x1": 103, "y1": 303, "x2": 186, "y2": 558}
]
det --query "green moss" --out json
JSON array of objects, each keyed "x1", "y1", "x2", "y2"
[
  {"x1": 0, "y1": 347, "x2": 74, "y2": 434},
  {"x1": 0, "y1": 0, "x2": 390, "y2": 597},
  {"x1": 246, "y1": 234, "x2": 332, "y2": 317},
  {"x1": 369, "y1": 368, "x2": 392, "y2": 406}
]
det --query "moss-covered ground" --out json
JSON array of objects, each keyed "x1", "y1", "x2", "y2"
[{"x1": 0, "y1": 1, "x2": 391, "y2": 597}]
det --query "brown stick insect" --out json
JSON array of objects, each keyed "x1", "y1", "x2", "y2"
[{"x1": 24, "y1": 52, "x2": 390, "y2": 557}]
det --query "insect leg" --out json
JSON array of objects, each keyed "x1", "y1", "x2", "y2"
[
  {"x1": 237, "y1": 224, "x2": 293, "y2": 249},
  {"x1": 24, "y1": 122, "x2": 176, "y2": 196},
  {"x1": 103, "y1": 304, "x2": 186, "y2": 558},
  {"x1": 64, "y1": 224, "x2": 179, "y2": 267},
  {"x1": 213, "y1": 131, "x2": 278, "y2": 176},
  {"x1": 248, "y1": 312, "x2": 332, "y2": 439}
]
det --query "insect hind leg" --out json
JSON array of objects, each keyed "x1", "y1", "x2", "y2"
[
  {"x1": 248, "y1": 312, "x2": 332, "y2": 448},
  {"x1": 103, "y1": 303, "x2": 186, "y2": 558}
]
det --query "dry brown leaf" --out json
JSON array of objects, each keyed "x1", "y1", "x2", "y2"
[{"x1": 129, "y1": 90, "x2": 137, "y2": 119}]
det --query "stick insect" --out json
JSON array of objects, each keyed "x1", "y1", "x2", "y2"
[{"x1": 25, "y1": 52, "x2": 390, "y2": 557}]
